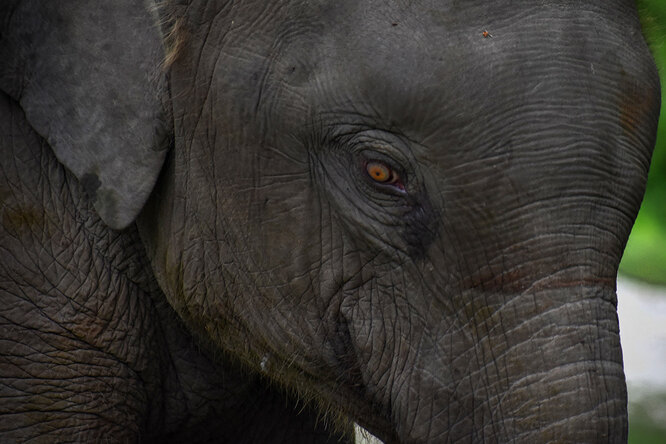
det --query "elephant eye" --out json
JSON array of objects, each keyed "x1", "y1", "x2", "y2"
[
  {"x1": 366, "y1": 161, "x2": 395, "y2": 183},
  {"x1": 365, "y1": 160, "x2": 404, "y2": 191}
]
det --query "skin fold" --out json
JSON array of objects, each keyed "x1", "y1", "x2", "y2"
[{"x1": 0, "y1": 0, "x2": 661, "y2": 443}]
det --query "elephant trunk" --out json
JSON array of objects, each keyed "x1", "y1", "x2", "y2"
[{"x1": 386, "y1": 284, "x2": 626, "y2": 443}]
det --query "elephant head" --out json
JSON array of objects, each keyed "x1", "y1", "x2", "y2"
[{"x1": 1, "y1": 0, "x2": 660, "y2": 442}]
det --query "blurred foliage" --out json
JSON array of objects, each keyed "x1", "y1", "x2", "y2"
[
  {"x1": 620, "y1": 1, "x2": 666, "y2": 284},
  {"x1": 628, "y1": 390, "x2": 666, "y2": 444},
  {"x1": 622, "y1": 2, "x2": 666, "y2": 441}
]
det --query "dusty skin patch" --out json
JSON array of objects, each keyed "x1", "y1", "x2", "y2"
[{"x1": 2, "y1": 204, "x2": 45, "y2": 235}]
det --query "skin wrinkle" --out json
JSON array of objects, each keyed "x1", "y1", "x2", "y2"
[
  {"x1": 498, "y1": 297, "x2": 613, "y2": 346},
  {"x1": 496, "y1": 362, "x2": 622, "y2": 411},
  {"x1": 201, "y1": 146, "x2": 318, "y2": 344},
  {"x1": 382, "y1": 275, "x2": 408, "y2": 414},
  {"x1": 491, "y1": 337, "x2": 621, "y2": 399},
  {"x1": 464, "y1": 294, "x2": 501, "y2": 440},
  {"x1": 478, "y1": 301, "x2": 508, "y2": 439}
]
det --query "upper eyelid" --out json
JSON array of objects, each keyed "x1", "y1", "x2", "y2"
[
  {"x1": 358, "y1": 147, "x2": 410, "y2": 177},
  {"x1": 351, "y1": 136, "x2": 412, "y2": 167},
  {"x1": 360, "y1": 149, "x2": 402, "y2": 170},
  {"x1": 324, "y1": 126, "x2": 405, "y2": 153},
  {"x1": 319, "y1": 125, "x2": 413, "y2": 176}
]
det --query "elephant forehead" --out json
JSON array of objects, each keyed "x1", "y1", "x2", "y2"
[
  {"x1": 277, "y1": 3, "x2": 478, "y2": 113},
  {"x1": 268, "y1": 1, "x2": 650, "y2": 132}
]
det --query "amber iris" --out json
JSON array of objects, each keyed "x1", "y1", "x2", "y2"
[{"x1": 366, "y1": 161, "x2": 394, "y2": 183}]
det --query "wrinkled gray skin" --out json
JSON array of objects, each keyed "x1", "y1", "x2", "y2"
[{"x1": 0, "y1": 0, "x2": 660, "y2": 443}]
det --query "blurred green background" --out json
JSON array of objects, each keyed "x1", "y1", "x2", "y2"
[
  {"x1": 623, "y1": 1, "x2": 666, "y2": 284},
  {"x1": 623, "y1": 2, "x2": 666, "y2": 443}
]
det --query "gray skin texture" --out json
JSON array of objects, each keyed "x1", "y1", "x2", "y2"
[
  {"x1": 0, "y1": 93, "x2": 349, "y2": 442},
  {"x1": 0, "y1": 0, "x2": 661, "y2": 443}
]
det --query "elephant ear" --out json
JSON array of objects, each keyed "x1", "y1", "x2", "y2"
[{"x1": 0, "y1": 0, "x2": 169, "y2": 229}]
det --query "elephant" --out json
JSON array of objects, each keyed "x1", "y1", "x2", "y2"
[{"x1": 0, "y1": 0, "x2": 660, "y2": 442}]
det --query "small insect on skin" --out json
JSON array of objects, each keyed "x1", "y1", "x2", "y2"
[{"x1": 482, "y1": 30, "x2": 492, "y2": 38}]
